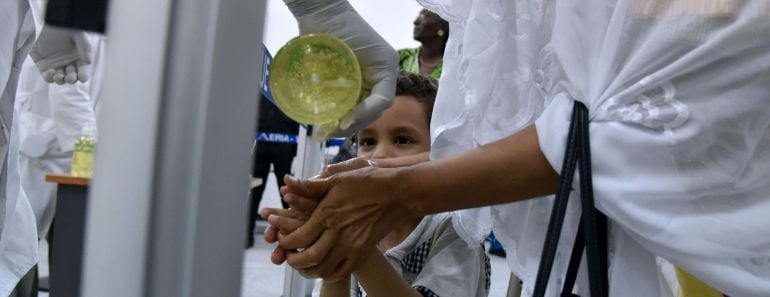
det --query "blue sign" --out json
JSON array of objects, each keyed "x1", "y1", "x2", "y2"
[
  {"x1": 255, "y1": 132, "x2": 345, "y2": 147},
  {"x1": 327, "y1": 138, "x2": 345, "y2": 147},
  {"x1": 257, "y1": 132, "x2": 298, "y2": 144}
]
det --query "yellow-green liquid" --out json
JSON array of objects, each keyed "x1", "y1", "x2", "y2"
[
  {"x1": 269, "y1": 34, "x2": 362, "y2": 125},
  {"x1": 71, "y1": 136, "x2": 94, "y2": 178}
]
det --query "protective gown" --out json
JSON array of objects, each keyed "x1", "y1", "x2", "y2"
[
  {"x1": 419, "y1": 0, "x2": 770, "y2": 296},
  {"x1": 0, "y1": 0, "x2": 39, "y2": 294}
]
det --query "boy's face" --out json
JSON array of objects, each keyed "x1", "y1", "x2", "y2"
[{"x1": 357, "y1": 95, "x2": 431, "y2": 159}]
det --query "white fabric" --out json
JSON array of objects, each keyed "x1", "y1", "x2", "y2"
[
  {"x1": 0, "y1": 0, "x2": 39, "y2": 294},
  {"x1": 380, "y1": 213, "x2": 489, "y2": 297},
  {"x1": 657, "y1": 257, "x2": 682, "y2": 297},
  {"x1": 48, "y1": 36, "x2": 103, "y2": 151},
  {"x1": 14, "y1": 34, "x2": 103, "y2": 238},
  {"x1": 15, "y1": 57, "x2": 61, "y2": 239},
  {"x1": 1, "y1": 87, "x2": 39, "y2": 296},
  {"x1": 421, "y1": 0, "x2": 770, "y2": 296},
  {"x1": 312, "y1": 213, "x2": 489, "y2": 297}
]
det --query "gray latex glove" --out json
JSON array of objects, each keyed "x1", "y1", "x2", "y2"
[
  {"x1": 30, "y1": 26, "x2": 94, "y2": 84},
  {"x1": 285, "y1": 0, "x2": 399, "y2": 140}
]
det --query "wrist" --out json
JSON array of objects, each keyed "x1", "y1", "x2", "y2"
[
  {"x1": 352, "y1": 244, "x2": 384, "y2": 274},
  {"x1": 322, "y1": 276, "x2": 350, "y2": 284},
  {"x1": 385, "y1": 166, "x2": 425, "y2": 218}
]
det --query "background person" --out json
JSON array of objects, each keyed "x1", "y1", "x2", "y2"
[
  {"x1": 247, "y1": 95, "x2": 299, "y2": 248},
  {"x1": 398, "y1": 9, "x2": 447, "y2": 79}
]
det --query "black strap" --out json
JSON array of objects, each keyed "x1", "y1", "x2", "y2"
[
  {"x1": 532, "y1": 99, "x2": 582, "y2": 297},
  {"x1": 532, "y1": 102, "x2": 608, "y2": 297},
  {"x1": 576, "y1": 103, "x2": 609, "y2": 296},
  {"x1": 560, "y1": 222, "x2": 584, "y2": 297}
]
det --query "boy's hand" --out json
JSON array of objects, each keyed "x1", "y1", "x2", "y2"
[
  {"x1": 263, "y1": 174, "x2": 329, "y2": 265},
  {"x1": 318, "y1": 158, "x2": 378, "y2": 178},
  {"x1": 260, "y1": 207, "x2": 309, "y2": 264}
]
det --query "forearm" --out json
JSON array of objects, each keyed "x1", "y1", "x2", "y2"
[
  {"x1": 352, "y1": 247, "x2": 423, "y2": 297},
  {"x1": 396, "y1": 125, "x2": 559, "y2": 216},
  {"x1": 320, "y1": 277, "x2": 351, "y2": 297}
]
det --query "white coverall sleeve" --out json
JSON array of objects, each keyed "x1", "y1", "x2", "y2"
[
  {"x1": 421, "y1": 0, "x2": 770, "y2": 296},
  {"x1": 535, "y1": 2, "x2": 770, "y2": 296}
]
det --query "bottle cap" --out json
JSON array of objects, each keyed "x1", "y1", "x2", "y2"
[{"x1": 81, "y1": 123, "x2": 97, "y2": 141}]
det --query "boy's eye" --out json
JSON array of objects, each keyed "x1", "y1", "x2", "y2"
[
  {"x1": 359, "y1": 137, "x2": 377, "y2": 147},
  {"x1": 394, "y1": 136, "x2": 414, "y2": 145}
]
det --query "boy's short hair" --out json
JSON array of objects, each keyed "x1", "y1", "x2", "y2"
[{"x1": 395, "y1": 71, "x2": 438, "y2": 124}]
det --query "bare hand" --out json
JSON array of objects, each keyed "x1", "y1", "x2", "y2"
[
  {"x1": 277, "y1": 167, "x2": 413, "y2": 280},
  {"x1": 260, "y1": 173, "x2": 338, "y2": 265},
  {"x1": 259, "y1": 207, "x2": 308, "y2": 264},
  {"x1": 317, "y1": 158, "x2": 378, "y2": 178}
]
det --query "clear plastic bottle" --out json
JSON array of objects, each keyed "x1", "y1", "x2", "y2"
[
  {"x1": 71, "y1": 125, "x2": 96, "y2": 178},
  {"x1": 269, "y1": 33, "x2": 362, "y2": 125}
]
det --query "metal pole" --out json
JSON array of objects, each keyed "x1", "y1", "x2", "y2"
[
  {"x1": 81, "y1": 0, "x2": 265, "y2": 296},
  {"x1": 507, "y1": 273, "x2": 522, "y2": 297},
  {"x1": 283, "y1": 126, "x2": 324, "y2": 297}
]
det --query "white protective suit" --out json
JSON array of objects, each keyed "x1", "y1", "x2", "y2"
[
  {"x1": 421, "y1": 0, "x2": 770, "y2": 296},
  {"x1": 0, "y1": 0, "x2": 40, "y2": 294},
  {"x1": 15, "y1": 14, "x2": 103, "y2": 241}
]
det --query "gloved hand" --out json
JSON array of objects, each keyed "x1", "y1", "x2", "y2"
[
  {"x1": 284, "y1": 0, "x2": 399, "y2": 140},
  {"x1": 30, "y1": 26, "x2": 94, "y2": 85}
]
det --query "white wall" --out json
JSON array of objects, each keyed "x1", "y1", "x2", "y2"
[{"x1": 263, "y1": 0, "x2": 423, "y2": 54}]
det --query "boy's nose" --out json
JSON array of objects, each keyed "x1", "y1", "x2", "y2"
[{"x1": 370, "y1": 146, "x2": 394, "y2": 159}]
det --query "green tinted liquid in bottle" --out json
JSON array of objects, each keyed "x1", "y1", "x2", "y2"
[
  {"x1": 269, "y1": 34, "x2": 362, "y2": 125},
  {"x1": 71, "y1": 126, "x2": 95, "y2": 178}
]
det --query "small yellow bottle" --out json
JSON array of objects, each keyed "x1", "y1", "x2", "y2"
[{"x1": 71, "y1": 125, "x2": 96, "y2": 178}]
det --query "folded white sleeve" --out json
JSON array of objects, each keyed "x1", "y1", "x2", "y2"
[{"x1": 534, "y1": 2, "x2": 770, "y2": 296}]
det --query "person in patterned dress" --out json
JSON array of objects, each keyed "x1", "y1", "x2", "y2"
[{"x1": 398, "y1": 9, "x2": 448, "y2": 79}]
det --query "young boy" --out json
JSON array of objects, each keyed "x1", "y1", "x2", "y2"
[{"x1": 261, "y1": 72, "x2": 490, "y2": 297}]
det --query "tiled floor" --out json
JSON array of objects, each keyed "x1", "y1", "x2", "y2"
[{"x1": 38, "y1": 172, "x2": 515, "y2": 296}]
